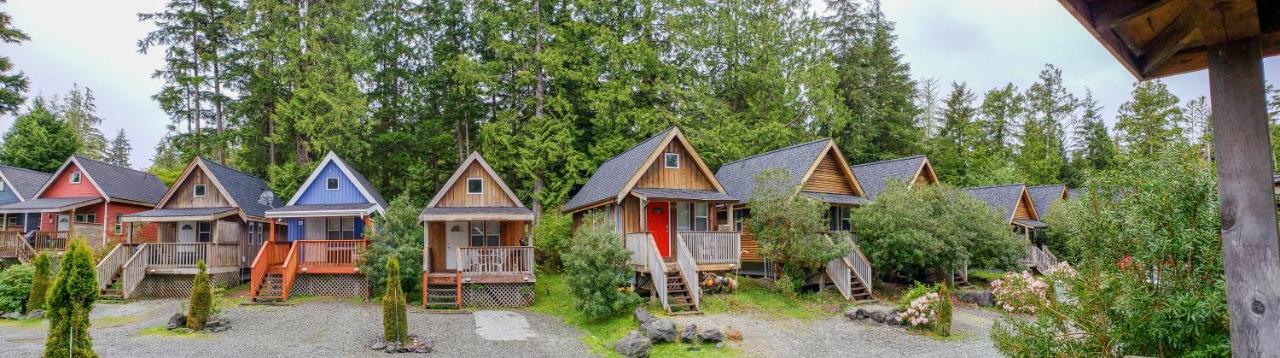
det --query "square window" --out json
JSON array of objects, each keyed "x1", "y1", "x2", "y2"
[
  {"x1": 326, "y1": 177, "x2": 339, "y2": 190},
  {"x1": 0, "y1": 181, "x2": 6, "y2": 191},
  {"x1": 467, "y1": 178, "x2": 483, "y2": 194},
  {"x1": 664, "y1": 153, "x2": 680, "y2": 169},
  {"x1": 194, "y1": 184, "x2": 206, "y2": 197},
  {"x1": 70, "y1": 171, "x2": 81, "y2": 184}
]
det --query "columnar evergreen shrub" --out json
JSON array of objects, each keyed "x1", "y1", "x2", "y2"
[
  {"x1": 934, "y1": 284, "x2": 952, "y2": 336},
  {"x1": 0, "y1": 264, "x2": 33, "y2": 313},
  {"x1": 44, "y1": 239, "x2": 98, "y2": 358},
  {"x1": 746, "y1": 169, "x2": 850, "y2": 292},
  {"x1": 382, "y1": 257, "x2": 409, "y2": 344},
  {"x1": 28, "y1": 252, "x2": 51, "y2": 313},
  {"x1": 187, "y1": 260, "x2": 211, "y2": 330},
  {"x1": 361, "y1": 195, "x2": 423, "y2": 301},
  {"x1": 563, "y1": 213, "x2": 639, "y2": 321}
]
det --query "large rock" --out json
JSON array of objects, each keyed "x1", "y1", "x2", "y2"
[
  {"x1": 870, "y1": 311, "x2": 885, "y2": 323},
  {"x1": 633, "y1": 307, "x2": 656, "y2": 325},
  {"x1": 166, "y1": 313, "x2": 187, "y2": 330},
  {"x1": 697, "y1": 328, "x2": 723, "y2": 343},
  {"x1": 641, "y1": 319, "x2": 677, "y2": 343},
  {"x1": 679, "y1": 324, "x2": 697, "y2": 343},
  {"x1": 615, "y1": 330, "x2": 652, "y2": 358},
  {"x1": 27, "y1": 310, "x2": 45, "y2": 319},
  {"x1": 1, "y1": 312, "x2": 20, "y2": 320}
]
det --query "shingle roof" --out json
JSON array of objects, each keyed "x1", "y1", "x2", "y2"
[
  {"x1": 630, "y1": 188, "x2": 737, "y2": 202},
  {"x1": 963, "y1": 184, "x2": 1026, "y2": 222},
  {"x1": 72, "y1": 156, "x2": 168, "y2": 205},
  {"x1": 851, "y1": 156, "x2": 927, "y2": 201},
  {"x1": 0, "y1": 165, "x2": 51, "y2": 201},
  {"x1": 266, "y1": 203, "x2": 379, "y2": 216},
  {"x1": 329, "y1": 154, "x2": 388, "y2": 211},
  {"x1": 124, "y1": 207, "x2": 237, "y2": 219},
  {"x1": 1027, "y1": 185, "x2": 1067, "y2": 219},
  {"x1": 563, "y1": 128, "x2": 677, "y2": 212},
  {"x1": 0, "y1": 197, "x2": 101, "y2": 213},
  {"x1": 801, "y1": 191, "x2": 865, "y2": 206},
  {"x1": 200, "y1": 158, "x2": 282, "y2": 218},
  {"x1": 419, "y1": 207, "x2": 535, "y2": 221},
  {"x1": 715, "y1": 139, "x2": 832, "y2": 204}
]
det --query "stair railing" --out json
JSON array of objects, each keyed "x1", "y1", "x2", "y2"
[
  {"x1": 120, "y1": 244, "x2": 150, "y2": 299},
  {"x1": 95, "y1": 243, "x2": 135, "y2": 292},
  {"x1": 645, "y1": 234, "x2": 670, "y2": 313},
  {"x1": 249, "y1": 242, "x2": 290, "y2": 298},
  {"x1": 825, "y1": 243, "x2": 853, "y2": 300},
  {"x1": 675, "y1": 233, "x2": 701, "y2": 310},
  {"x1": 279, "y1": 241, "x2": 302, "y2": 300},
  {"x1": 843, "y1": 235, "x2": 873, "y2": 295}
]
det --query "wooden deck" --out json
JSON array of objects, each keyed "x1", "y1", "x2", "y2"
[{"x1": 249, "y1": 240, "x2": 368, "y2": 302}]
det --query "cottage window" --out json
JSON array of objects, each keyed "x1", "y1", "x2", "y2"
[
  {"x1": 70, "y1": 171, "x2": 81, "y2": 184},
  {"x1": 676, "y1": 202, "x2": 691, "y2": 231},
  {"x1": 469, "y1": 221, "x2": 500, "y2": 246},
  {"x1": 326, "y1": 217, "x2": 356, "y2": 240},
  {"x1": 326, "y1": 177, "x2": 340, "y2": 190},
  {"x1": 75, "y1": 213, "x2": 96, "y2": 224},
  {"x1": 198, "y1": 221, "x2": 212, "y2": 242},
  {"x1": 733, "y1": 208, "x2": 750, "y2": 231},
  {"x1": 0, "y1": 181, "x2": 5, "y2": 191},
  {"x1": 193, "y1": 184, "x2": 207, "y2": 197},
  {"x1": 467, "y1": 178, "x2": 483, "y2": 194},
  {"x1": 828, "y1": 206, "x2": 852, "y2": 232},
  {"x1": 693, "y1": 202, "x2": 709, "y2": 231},
  {"x1": 6, "y1": 214, "x2": 20, "y2": 227},
  {"x1": 114, "y1": 214, "x2": 122, "y2": 235},
  {"x1": 664, "y1": 153, "x2": 680, "y2": 169}
]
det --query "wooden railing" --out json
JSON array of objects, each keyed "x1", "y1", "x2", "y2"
[
  {"x1": 678, "y1": 231, "x2": 740, "y2": 266},
  {"x1": 624, "y1": 232, "x2": 652, "y2": 266},
  {"x1": 121, "y1": 244, "x2": 150, "y2": 299},
  {"x1": 826, "y1": 252, "x2": 852, "y2": 300},
  {"x1": 645, "y1": 235, "x2": 670, "y2": 313},
  {"x1": 1024, "y1": 244, "x2": 1059, "y2": 271},
  {"x1": 31, "y1": 231, "x2": 72, "y2": 251},
  {"x1": 457, "y1": 246, "x2": 534, "y2": 274},
  {"x1": 0, "y1": 231, "x2": 34, "y2": 263},
  {"x1": 249, "y1": 241, "x2": 292, "y2": 298},
  {"x1": 674, "y1": 235, "x2": 701, "y2": 310},
  {"x1": 95, "y1": 244, "x2": 136, "y2": 291},
  {"x1": 826, "y1": 234, "x2": 873, "y2": 300},
  {"x1": 280, "y1": 243, "x2": 302, "y2": 300},
  {"x1": 145, "y1": 243, "x2": 240, "y2": 269},
  {"x1": 296, "y1": 240, "x2": 366, "y2": 270},
  {"x1": 847, "y1": 240, "x2": 873, "y2": 294}
]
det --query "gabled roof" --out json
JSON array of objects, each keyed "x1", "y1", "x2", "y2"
[
  {"x1": 563, "y1": 127, "x2": 725, "y2": 212},
  {"x1": 0, "y1": 165, "x2": 51, "y2": 201},
  {"x1": 285, "y1": 151, "x2": 388, "y2": 215},
  {"x1": 715, "y1": 138, "x2": 864, "y2": 205},
  {"x1": 36, "y1": 156, "x2": 168, "y2": 205},
  {"x1": 964, "y1": 184, "x2": 1034, "y2": 224},
  {"x1": 1027, "y1": 184, "x2": 1068, "y2": 220},
  {"x1": 154, "y1": 158, "x2": 282, "y2": 219},
  {"x1": 426, "y1": 152, "x2": 523, "y2": 209},
  {"x1": 851, "y1": 155, "x2": 936, "y2": 201}
]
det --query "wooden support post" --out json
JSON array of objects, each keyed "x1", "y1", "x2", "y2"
[
  {"x1": 1207, "y1": 36, "x2": 1280, "y2": 355},
  {"x1": 269, "y1": 219, "x2": 277, "y2": 243},
  {"x1": 68, "y1": 208, "x2": 76, "y2": 242}
]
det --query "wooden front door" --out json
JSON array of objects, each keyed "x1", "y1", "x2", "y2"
[{"x1": 646, "y1": 201, "x2": 671, "y2": 257}]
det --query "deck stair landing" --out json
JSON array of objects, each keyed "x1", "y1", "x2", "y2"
[
  {"x1": 423, "y1": 273, "x2": 462, "y2": 310},
  {"x1": 253, "y1": 273, "x2": 285, "y2": 302}
]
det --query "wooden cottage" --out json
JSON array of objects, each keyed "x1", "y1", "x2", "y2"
[
  {"x1": 251, "y1": 152, "x2": 388, "y2": 302},
  {"x1": 0, "y1": 156, "x2": 167, "y2": 253},
  {"x1": 714, "y1": 138, "x2": 873, "y2": 300},
  {"x1": 111, "y1": 158, "x2": 282, "y2": 299},
  {"x1": 420, "y1": 152, "x2": 535, "y2": 309},
  {"x1": 964, "y1": 184, "x2": 1058, "y2": 272},
  {"x1": 1027, "y1": 184, "x2": 1070, "y2": 220},
  {"x1": 0, "y1": 165, "x2": 51, "y2": 263},
  {"x1": 850, "y1": 155, "x2": 939, "y2": 201},
  {"x1": 563, "y1": 127, "x2": 740, "y2": 313}
]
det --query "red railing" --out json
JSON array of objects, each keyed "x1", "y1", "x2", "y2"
[{"x1": 249, "y1": 242, "x2": 292, "y2": 298}]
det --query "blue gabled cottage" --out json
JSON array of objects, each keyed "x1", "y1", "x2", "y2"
[{"x1": 250, "y1": 151, "x2": 387, "y2": 302}]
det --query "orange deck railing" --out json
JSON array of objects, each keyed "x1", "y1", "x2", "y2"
[{"x1": 249, "y1": 242, "x2": 292, "y2": 298}]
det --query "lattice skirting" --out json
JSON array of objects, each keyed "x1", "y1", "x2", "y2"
[
  {"x1": 291, "y1": 274, "x2": 368, "y2": 298},
  {"x1": 462, "y1": 283, "x2": 535, "y2": 308},
  {"x1": 133, "y1": 273, "x2": 239, "y2": 299}
]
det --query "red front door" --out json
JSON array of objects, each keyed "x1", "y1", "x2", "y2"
[{"x1": 646, "y1": 201, "x2": 671, "y2": 257}]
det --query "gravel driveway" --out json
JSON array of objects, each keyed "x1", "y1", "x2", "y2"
[{"x1": 0, "y1": 299, "x2": 592, "y2": 358}]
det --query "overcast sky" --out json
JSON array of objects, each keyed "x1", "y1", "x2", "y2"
[{"x1": 1, "y1": 0, "x2": 1277, "y2": 169}]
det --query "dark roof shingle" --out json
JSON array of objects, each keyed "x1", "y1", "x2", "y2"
[
  {"x1": 200, "y1": 158, "x2": 282, "y2": 218},
  {"x1": 124, "y1": 207, "x2": 237, "y2": 219},
  {"x1": 630, "y1": 188, "x2": 737, "y2": 202},
  {"x1": 0, "y1": 165, "x2": 51, "y2": 200},
  {"x1": 714, "y1": 139, "x2": 831, "y2": 204},
  {"x1": 73, "y1": 156, "x2": 168, "y2": 205},
  {"x1": 563, "y1": 128, "x2": 676, "y2": 212},
  {"x1": 331, "y1": 154, "x2": 388, "y2": 211},
  {"x1": 963, "y1": 184, "x2": 1025, "y2": 222},
  {"x1": 1027, "y1": 185, "x2": 1067, "y2": 219},
  {"x1": 851, "y1": 156, "x2": 927, "y2": 201}
]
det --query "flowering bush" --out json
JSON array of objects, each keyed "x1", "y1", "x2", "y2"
[
  {"x1": 898, "y1": 291, "x2": 941, "y2": 327},
  {"x1": 991, "y1": 271, "x2": 1048, "y2": 314}
]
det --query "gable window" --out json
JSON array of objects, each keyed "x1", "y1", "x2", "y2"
[
  {"x1": 70, "y1": 171, "x2": 82, "y2": 184},
  {"x1": 193, "y1": 184, "x2": 207, "y2": 197},
  {"x1": 664, "y1": 153, "x2": 680, "y2": 169},
  {"x1": 326, "y1": 217, "x2": 356, "y2": 240},
  {"x1": 198, "y1": 221, "x2": 212, "y2": 242},
  {"x1": 466, "y1": 178, "x2": 483, "y2": 194},
  {"x1": 326, "y1": 177, "x2": 340, "y2": 190}
]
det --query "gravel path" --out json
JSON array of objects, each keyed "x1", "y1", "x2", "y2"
[
  {"x1": 668, "y1": 304, "x2": 1004, "y2": 358},
  {"x1": 1, "y1": 299, "x2": 592, "y2": 358}
]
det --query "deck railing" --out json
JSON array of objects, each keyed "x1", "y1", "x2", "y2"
[
  {"x1": 674, "y1": 235, "x2": 701, "y2": 310},
  {"x1": 645, "y1": 234, "x2": 670, "y2": 312},
  {"x1": 120, "y1": 244, "x2": 150, "y2": 299},
  {"x1": 31, "y1": 231, "x2": 72, "y2": 251},
  {"x1": 0, "y1": 231, "x2": 34, "y2": 263},
  {"x1": 297, "y1": 240, "x2": 366, "y2": 269},
  {"x1": 95, "y1": 244, "x2": 136, "y2": 291},
  {"x1": 145, "y1": 243, "x2": 240, "y2": 269},
  {"x1": 826, "y1": 234, "x2": 872, "y2": 300},
  {"x1": 624, "y1": 232, "x2": 651, "y2": 266},
  {"x1": 678, "y1": 231, "x2": 740, "y2": 266},
  {"x1": 280, "y1": 243, "x2": 302, "y2": 300},
  {"x1": 1024, "y1": 244, "x2": 1059, "y2": 271},
  {"x1": 847, "y1": 240, "x2": 873, "y2": 294},
  {"x1": 457, "y1": 246, "x2": 534, "y2": 274},
  {"x1": 249, "y1": 241, "x2": 292, "y2": 298},
  {"x1": 826, "y1": 252, "x2": 852, "y2": 300}
]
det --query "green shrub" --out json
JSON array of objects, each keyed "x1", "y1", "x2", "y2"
[
  {"x1": 187, "y1": 260, "x2": 211, "y2": 330},
  {"x1": 746, "y1": 169, "x2": 850, "y2": 292},
  {"x1": 44, "y1": 239, "x2": 98, "y2": 358},
  {"x1": 361, "y1": 194, "x2": 424, "y2": 302},
  {"x1": 897, "y1": 282, "x2": 936, "y2": 310},
  {"x1": 532, "y1": 210, "x2": 572, "y2": 272},
  {"x1": 28, "y1": 252, "x2": 51, "y2": 312},
  {"x1": 382, "y1": 257, "x2": 409, "y2": 344},
  {"x1": 934, "y1": 284, "x2": 952, "y2": 336},
  {"x1": 0, "y1": 264, "x2": 34, "y2": 313},
  {"x1": 563, "y1": 213, "x2": 640, "y2": 321}
]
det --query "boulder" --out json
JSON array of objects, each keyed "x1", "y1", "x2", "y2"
[
  {"x1": 371, "y1": 341, "x2": 387, "y2": 351},
  {"x1": 1, "y1": 312, "x2": 20, "y2": 320},
  {"x1": 845, "y1": 308, "x2": 869, "y2": 321},
  {"x1": 615, "y1": 330, "x2": 652, "y2": 358},
  {"x1": 634, "y1": 307, "x2": 656, "y2": 325},
  {"x1": 725, "y1": 328, "x2": 743, "y2": 342},
  {"x1": 641, "y1": 319, "x2": 677, "y2": 343},
  {"x1": 870, "y1": 311, "x2": 885, "y2": 323},
  {"x1": 166, "y1": 313, "x2": 187, "y2": 330},
  {"x1": 698, "y1": 328, "x2": 723, "y2": 343},
  {"x1": 679, "y1": 324, "x2": 697, "y2": 343},
  {"x1": 27, "y1": 310, "x2": 44, "y2": 319},
  {"x1": 210, "y1": 325, "x2": 229, "y2": 333}
]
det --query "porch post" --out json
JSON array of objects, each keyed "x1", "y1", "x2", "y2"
[
  {"x1": 269, "y1": 219, "x2": 277, "y2": 243},
  {"x1": 102, "y1": 201, "x2": 110, "y2": 246},
  {"x1": 727, "y1": 204, "x2": 735, "y2": 231},
  {"x1": 127, "y1": 222, "x2": 134, "y2": 245},
  {"x1": 68, "y1": 207, "x2": 76, "y2": 241},
  {"x1": 423, "y1": 221, "x2": 429, "y2": 274}
]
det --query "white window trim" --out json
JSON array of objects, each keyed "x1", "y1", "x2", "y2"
[
  {"x1": 70, "y1": 171, "x2": 82, "y2": 184},
  {"x1": 193, "y1": 183, "x2": 207, "y2": 197},
  {"x1": 664, "y1": 153, "x2": 680, "y2": 169},
  {"x1": 325, "y1": 177, "x2": 340, "y2": 191},
  {"x1": 0, "y1": 181, "x2": 6, "y2": 192},
  {"x1": 466, "y1": 177, "x2": 484, "y2": 195}
]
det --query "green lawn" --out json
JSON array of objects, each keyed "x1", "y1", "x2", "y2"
[
  {"x1": 136, "y1": 326, "x2": 211, "y2": 339},
  {"x1": 530, "y1": 274, "x2": 735, "y2": 358},
  {"x1": 698, "y1": 277, "x2": 850, "y2": 320}
]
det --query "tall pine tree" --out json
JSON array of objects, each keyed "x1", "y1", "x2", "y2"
[
  {"x1": 0, "y1": 0, "x2": 28, "y2": 114},
  {"x1": 1017, "y1": 65, "x2": 1074, "y2": 185},
  {"x1": 105, "y1": 129, "x2": 132, "y2": 167},
  {"x1": 0, "y1": 98, "x2": 80, "y2": 172},
  {"x1": 1115, "y1": 80, "x2": 1185, "y2": 159}
]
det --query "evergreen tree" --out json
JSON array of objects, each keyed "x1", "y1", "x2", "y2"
[
  {"x1": 105, "y1": 129, "x2": 132, "y2": 167},
  {"x1": 0, "y1": 99, "x2": 80, "y2": 172},
  {"x1": 51, "y1": 86, "x2": 108, "y2": 160},
  {"x1": 1017, "y1": 65, "x2": 1074, "y2": 185},
  {"x1": 916, "y1": 77, "x2": 943, "y2": 139},
  {"x1": 44, "y1": 239, "x2": 98, "y2": 358},
  {"x1": 978, "y1": 83, "x2": 1022, "y2": 159},
  {"x1": 928, "y1": 82, "x2": 980, "y2": 185},
  {"x1": 0, "y1": 0, "x2": 29, "y2": 114},
  {"x1": 1182, "y1": 96, "x2": 1213, "y2": 162},
  {"x1": 1115, "y1": 80, "x2": 1185, "y2": 159},
  {"x1": 381, "y1": 256, "x2": 409, "y2": 344},
  {"x1": 26, "y1": 252, "x2": 51, "y2": 313},
  {"x1": 187, "y1": 260, "x2": 211, "y2": 330},
  {"x1": 1072, "y1": 91, "x2": 1117, "y2": 172}
]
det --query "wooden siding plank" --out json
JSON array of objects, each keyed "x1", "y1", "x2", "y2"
[
  {"x1": 163, "y1": 169, "x2": 233, "y2": 209},
  {"x1": 294, "y1": 161, "x2": 370, "y2": 205},
  {"x1": 436, "y1": 161, "x2": 518, "y2": 208},
  {"x1": 803, "y1": 151, "x2": 857, "y2": 195},
  {"x1": 634, "y1": 141, "x2": 717, "y2": 191}
]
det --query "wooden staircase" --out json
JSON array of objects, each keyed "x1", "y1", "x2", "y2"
[
  {"x1": 423, "y1": 273, "x2": 461, "y2": 310},
  {"x1": 253, "y1": 273, "x2": 285, "y2": 302},
  {"x1": 0, "y1": 231, "x2": 35, "y2": 264},
  {"x1": 100, "y1": 268, "x2": 125, "y2": 299},
  {"x1": 664, "y1": 270, "x2": 699, "y2": 313},
  {"x1": 826, "y1": 234, "x2": 874, "y2": 302}
]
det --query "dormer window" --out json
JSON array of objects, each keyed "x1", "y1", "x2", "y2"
[
  {"x1": 0, "y1": 181, "x2": 6, "y2": 192},
  {"x1": 326, "y1": 177, "x2": 339, "y2": 190},
  {"x1": 70, "y1": 171, "x2": 82, "y2": 184},
  {"x1": 194, "y1": 184, "x2": 207, "y2": 197},
  {"x1": 467, "y1": 178, "x2": 483, "y2": 194},
  {"x1": 664, "y1": 153, "x2": 680, "y2": 169}
]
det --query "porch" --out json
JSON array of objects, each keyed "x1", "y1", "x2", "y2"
[
  {"x1": 0, "y1": 196, "x2": 107, "y2": 248},
  {"x1": 420, "y1": 207, "x2": 537, "y2": 308},
  {"x1": 249, "y1": 239, "x2": 369, "y2": 301}
]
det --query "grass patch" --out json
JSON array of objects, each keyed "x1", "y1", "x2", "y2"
[
  {"x1": 0, "y1": 317, "x2": 47, "y2": 329},
  {"x1": 968, "y1": 269, "x2": 1005, "y2": 284},
  {"x1": 137, "y1": 326, "x2": 211, "y2": 339},
  {"x1": 92, "y1": 314, "x2": 145, "y2": 328},
  {"x1": 699, "y1": 277, "x2": 847, "y2": 320},
  {"x1": 530, "y1": 273, "x2": 736, "y2": 358}
]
